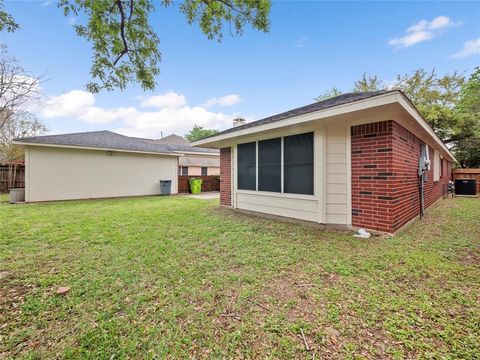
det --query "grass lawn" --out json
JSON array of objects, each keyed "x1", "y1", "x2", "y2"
[{"x1": 1, "y1": 194, "x2": 479, "y2": 359}]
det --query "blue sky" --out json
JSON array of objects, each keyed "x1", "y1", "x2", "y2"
[{"x1": 2, "y1": 0, "x2": 479, "y2": 138}]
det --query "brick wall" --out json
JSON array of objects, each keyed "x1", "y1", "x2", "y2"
[
  {"x1": 351, "y1": 120, "x2": 450, "y2": 233},
  {"x1": 219, "y1": 147, "x2": 232, "y2": 206}
]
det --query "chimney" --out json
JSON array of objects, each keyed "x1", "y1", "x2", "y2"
[{"x1": 233, "y1": 117, "x2": 247, "y2": 127}]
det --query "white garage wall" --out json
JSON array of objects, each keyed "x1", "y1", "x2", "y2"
[{"x1": 25, "y1": 146, "x2": 178, "y2": 202}]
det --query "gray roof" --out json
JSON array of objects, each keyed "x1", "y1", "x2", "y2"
[
  {"x1": 14, "y1": 130, "x2": 177, "y2": 155},
  {"x1": 141, "y1": 139, "x2": 219, "y2": 154},
  {"x1": 203, "y1": 91, "x2": 390, "y2": 139},
  {"x1": 14, "y1": 130, "x2": 220, "y2": 155},
  {"x1": 152, "y1": 134, "x2": 190, "y2": 146}
]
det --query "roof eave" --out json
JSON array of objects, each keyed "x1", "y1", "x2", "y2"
[
  {"x1": 12, "y1": 141, "x2": 182, "y2": 157},
  {"x1": 192, "y1": 90, "x2": 456, "y2": 163}
]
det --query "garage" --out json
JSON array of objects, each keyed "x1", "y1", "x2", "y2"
[{"x1": 13, "y1": 131, "x2": 180, "y2": 202}]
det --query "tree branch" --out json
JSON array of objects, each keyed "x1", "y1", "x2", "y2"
[{"x1": 113, "y1": 0, "x2": 129, "y2": 66}]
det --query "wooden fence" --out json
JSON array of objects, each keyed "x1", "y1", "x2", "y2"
[
  {"x1": 178, "y1": 175, "x2": 220, "y2": 193},
  {"x1": 452, "y1": 168, "x2": 480, "y2": 194},
  {"x1": 0, "y1": 164, "x2": 25, "y2": 193}
]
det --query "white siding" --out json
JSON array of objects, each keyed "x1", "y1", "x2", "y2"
[
  {"x1": 326, "y1": 127, "x2": 348, "y2": 224},
  {"x1": 25, "y1": 146, "x2": 178, "y2": 202},
  {"x1": 236, "y1": 192, "x2": 320, "y2": 222},
  {"x1": 231, "y1": 125, "x2": 351, "y2": 226}
]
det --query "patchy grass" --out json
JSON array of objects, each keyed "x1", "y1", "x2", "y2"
[{"x1": 0, "y1": 194, "x2": 479, "y2": 358}]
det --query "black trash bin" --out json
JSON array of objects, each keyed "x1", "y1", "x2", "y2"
[{"x1": 159, "y1": 180, "x2": 172, "y2": 195}]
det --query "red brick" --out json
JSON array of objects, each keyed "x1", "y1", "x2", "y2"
[
  {"x1": 351, "y1": 120, "x2": 450, "y2": 233},
  {"x1": 220, "y1": 147, "x2": 231, "y2": 206}
]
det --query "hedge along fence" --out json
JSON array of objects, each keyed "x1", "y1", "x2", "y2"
[
  {"x1": 178, "y1": 175, "x2": 220, "y2": 193},
  {"x1": 0, "y1": 164, "x2": 25, "y2": 193},
  {"x1": 452, "y1": 168, "x2": 480, "y2": 194}
]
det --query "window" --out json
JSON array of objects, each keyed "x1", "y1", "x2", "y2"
[
  {"x1": 258, "y1": 138, "x2": 281, "y2": 192},
  {"x1": 433, "y1": 149, "x2": 440, "y2": 182},
  {"x1": 237, "y1": 142, "x2": 256, "y2": 190},
  {"x1": 236, "y1": 132, "x2": 314, "y2": 195},
  {"x1": 284, "y1": 132, "x2": 314, "y2": 195},
  {"x1": 180, "y1": 166, "x2": 188, "y2": 176},
  {"x1": 440, "y1": 156, "x2": 444, "y2": 178},
  {"x1": 201, "y1": 167, "x2": 208, "y2": 176}
]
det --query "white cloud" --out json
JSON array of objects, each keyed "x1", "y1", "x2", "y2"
[
  {"x1": 452, "y1": 38, "x2": 480, "y2": 59},
  {"x1": 140, "y1": 91, "x2": 186, "y2": 109},
  {"x1": 204, "y1": 94, "x2": 242, "y2": 108},
  {"x1": 294, "y1": 37, "x2": 307, "y2": 49},
  {"x1": 389, "y1": 16, "x2": 462, "y2": 48},
  {"x1": 38, "y1": 90, "x2": 239, "y2": 137},
  {"x1": 67, "y1": 17, "x2": 77, "y2": 25},
  {"x1": 41, "y1": 90, "x2": 134, "y2": 124}
]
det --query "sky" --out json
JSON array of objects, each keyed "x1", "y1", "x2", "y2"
[{"x1": 1, "y1": 0, "x2": 480, "y2": 138}]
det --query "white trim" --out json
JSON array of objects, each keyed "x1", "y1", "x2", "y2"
[
  {"x1": 176, "y1": 150, "x2": 219, "y2": 156},
  {"x1": 25, "y1": 147, "x2": 30, "y2": 202},
  {"x1": 255, "y1": 141, "x2": 259, "y2": 191},
  {"x1": 321, "y1": 128, "x2": 327, "y2": 224},
  {"x1": 280, "y1": 137, "x2": 284, "y2": 193},
  {"x1": 236, "y1": 189, "x2": 318, "y2": 201},
  {"x1": 346, "y1": 126, "x2": 352, "y2": 226},
  {"x1": 12, "y1": 141, "x2": 182, "y2": 157},
  {"x1": 232, "y1": 145, "x2": 237, "y2": 209},
  {"x1": 193, "y1": 92, "x2": 399, "y2": 146}
]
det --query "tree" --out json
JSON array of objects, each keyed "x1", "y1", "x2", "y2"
[
  {"x1": 0, "y1": 44, "x2": 44, "y2": 129},
  {"x1": 394, "y1": 69, "x2": 465, "y2": 142},
  {"x1": 314, "y1": 87, "x2": 342, "y2": 101},
  {"x1": 0, "y1": 0, "x2": 271, "y2": 93},
  {"x1": 0, "y1": 110, "x2": 47, "y2": 164},
  {"x1": 452, "y1": 67, "x2": 480, "y2": 167},
  {"x1": 185, "y1": 125, "x2": 219, "y2": 142},
  {"x1": 353, "y1": 73, "x2": 385, "y2": 93},
  {"x1": 316, "y1": 69, "x2": 466, "y2": 144}
]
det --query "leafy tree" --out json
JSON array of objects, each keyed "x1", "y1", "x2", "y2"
[
  {"x1": 0, "y1": 110, "x2": 47, "y2": 164},
  {"x1": 0, "y1": 1, "x2": 18, "y2": 32},
  {"x1": 0, "y1": 44, "x2": 44, "y2": 129},
  {"x1": 394, "y1": 69, "x2": 465, "y2": 142},
  {"x1": 0, "y1": 0, "x2": 271, "y2": 93},
  {"x1": 452, "y1": 67, "x2": 480, "y2": 167},
  {"x1": 353, "y1": 73, "x2": 385, "y2": 93},
  {"x1": 314, "y1": 87, "x2": 342, "y2": 101},
  {"x1": 185, "y1": 125, "x2": 219, "y2": 142}
]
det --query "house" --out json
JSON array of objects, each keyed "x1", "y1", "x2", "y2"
[
  {"x1": 12, "y1": 131, "x2": 216, "y2": 202},
  {"x1": 142, "y1": 134, "x2": 220, "y2": 176},
  {"x1": 192, "y1": 90, "x2": 456, "y2": 234}
]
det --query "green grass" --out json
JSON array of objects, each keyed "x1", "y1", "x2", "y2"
[{"x1": 1, "y1": 194, "x2": 479, "y2": 359}]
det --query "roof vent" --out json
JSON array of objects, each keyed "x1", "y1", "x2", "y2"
[{"x1": 233, "y1": 118, "x2": 247, "y2": 127}]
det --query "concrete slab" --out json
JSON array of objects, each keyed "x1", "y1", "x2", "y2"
[{"x1": 182, "y1": 192, "x2": 220, "y2": 200}]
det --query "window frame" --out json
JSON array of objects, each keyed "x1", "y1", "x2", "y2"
[
  {"x1": 201, "y1": 167, "x2": 208, "y2": 176},
  {"x1": 236, "y1": 131, "x2": 315, "y2": 197},
  {"x1": 180, "y1": 166, "x2": 188, "y2": 176}
]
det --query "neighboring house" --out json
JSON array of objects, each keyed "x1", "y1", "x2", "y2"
[
  {"x1": 12, "y1": 131, "x2": 215, "y2": 202},
  {"x1": 193, "y1": 90, "x2": 455, "y2": 234},
  {"x1": 144, "y1": 134, "x2": 220, "y2": 176}
]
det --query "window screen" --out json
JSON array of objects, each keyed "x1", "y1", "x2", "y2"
[
  {"x1": 201, "y1": 167, "x2": 208, "y2": 176},
  {"x1": 258, "y1": 138, "x2": 281, "y2": 192},
  {"x1": 284, "y1": 132, "x2": 314, "y2": 195},
  {"x1": 237, "y1": 142, "x2": 256, "y2": 190},
  {"x1": 180, "y1": 166, "x2": 188, "y2": 176}
]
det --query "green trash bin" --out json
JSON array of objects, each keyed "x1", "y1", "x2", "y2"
[{"x1": 189, "y1": 178, "x2": 203, "y2": 194}]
